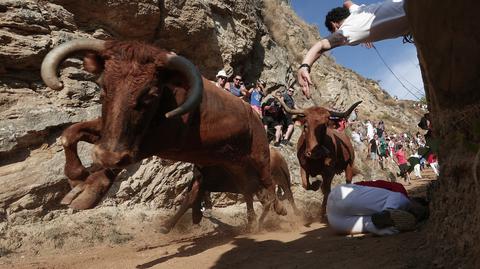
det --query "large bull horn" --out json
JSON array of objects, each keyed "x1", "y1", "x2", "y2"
[
  {"x1": 328, "y1": 101, "x2": 362, "y2": 118},
  {"x1": 274, "y1": 93, "x2": 305, "y2": 116},
  {"x1": 164, "y1": 54, "x2": 203, "y2": 118},
  {"x1": 41, "y1": 39, "x2": 106, "y2": 90}
]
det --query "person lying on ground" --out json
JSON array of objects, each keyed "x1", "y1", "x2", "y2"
[
  {"x1": 327, "y1": 180, "x2": 428, "y2": 236},
  {"x1": 297, "y1": 0, "x2": 410, "y2": 98}
]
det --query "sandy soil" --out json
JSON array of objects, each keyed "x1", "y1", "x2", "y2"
[{"x1": 0, "y1": 174, "x2": 435, "y2": 269}]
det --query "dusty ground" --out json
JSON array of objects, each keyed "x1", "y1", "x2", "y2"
[{"x1": 0, "y1": 172, "x2": 436, "y2": 269}]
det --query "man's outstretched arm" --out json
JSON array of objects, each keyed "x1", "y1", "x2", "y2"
[{"x1": 297, "y1": 33, "x2": 347, "y2": 98}]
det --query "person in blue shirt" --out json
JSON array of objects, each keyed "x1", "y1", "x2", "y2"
[
  {"x1": 249, "y1": 80, "x2": 266, "y2": 116},
  {"x1": 225, "y1": 74, "x2": 247, "y2": 98}
]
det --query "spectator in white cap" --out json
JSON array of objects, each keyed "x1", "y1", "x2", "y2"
[{"x1": 215, "y1": 70, "x2": 228, "y2": 90}]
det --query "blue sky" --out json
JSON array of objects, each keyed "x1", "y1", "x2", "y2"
[{"x1": 290, "y1": 0, "x2": 424, "y2": 100}]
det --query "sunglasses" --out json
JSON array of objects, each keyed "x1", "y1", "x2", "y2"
[
  {"x1": 234, "y1": 78, "x2": 242, "y2": 81},
  {"x1": 218, "y1": 76, "x2": 227, "y2": 80}
]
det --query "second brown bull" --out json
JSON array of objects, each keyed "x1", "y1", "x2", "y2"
[
  {"x1": 278, "y1": 98, "x2": 361, "y2": 220},
  {"x1": 161, "y1": 147, "x2": 300, "y2": 233}
]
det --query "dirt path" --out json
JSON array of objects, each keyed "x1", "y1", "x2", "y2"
[{"x1": 1, "y1": 176, "x2": 435, "y2": 269}]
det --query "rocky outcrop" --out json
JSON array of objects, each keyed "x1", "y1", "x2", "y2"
[{"x1": 406, "y1": 0, "x2": 480, "y2": 267}]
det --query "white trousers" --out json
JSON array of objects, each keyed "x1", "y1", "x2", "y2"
[
  {"x1": 327, "y1": 184, "x2": 410, "y2": 235},
  {"x1": 413, "y1": 164, "x2": 422, "y2": 178},
  {"x1": 430, "y1": 162, "x2": 439, "y2": 176}
]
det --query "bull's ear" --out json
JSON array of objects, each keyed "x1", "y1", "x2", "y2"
[{"x1": 83, "y1": 52, "x2": 104, "y2": 74}]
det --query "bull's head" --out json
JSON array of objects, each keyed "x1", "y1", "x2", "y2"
[
  {"x1": 277, "y1": 96, "x2": 361, "y2": 159},
  {"x1": 41, "y1": 39, "x2": 203, "y2": 168}
]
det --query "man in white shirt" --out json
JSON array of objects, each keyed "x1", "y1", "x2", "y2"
[
  {"x1": 365, "y1": 120, "x2": 375, "y2": 141},
  {"x1": 297, "y1": 0, "x2": 410, "y2": 98}
]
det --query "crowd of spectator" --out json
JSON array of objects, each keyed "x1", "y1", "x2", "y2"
[
  {"x1": 349, "y1": 111, "x2": 439, "y2": 184},
  {"x1": 213, "y1": 69, "x2": 297, "y2": 147}
]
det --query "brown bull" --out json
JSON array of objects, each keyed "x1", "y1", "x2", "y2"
[
  {"x1": 278, "y1": 98, "x2": 361, "y2": 220},
  {"x1": 40, "y1": 39, "x2": 286, "y2": 227},
  {"x1": 161, "y1": 147, "x2": 299, "y2": 233}
]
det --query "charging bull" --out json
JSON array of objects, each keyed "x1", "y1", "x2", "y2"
[
  {"x1": 161, "y1": 147, "x2": 300, "y2": 233},
  {"x1": 278, "y1": 98, "x2": 361, "y2": 220},
  {"x1": 40, "y1": 39, "x2": 286, "y2": 228}
]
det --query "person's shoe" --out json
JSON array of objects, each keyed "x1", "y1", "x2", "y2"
[
  {"x1": 281, "y1": 139, "x2": 293, "y2": 146},
  {"x1": 273, "y1": 141, "x2": 281, "y2": 147},
  {"x1": 372, "y1": 209, "x2": 416, "y2": 231},
  {"x1": 371, "y1": 210, "x2": 394, "y2": 229}
]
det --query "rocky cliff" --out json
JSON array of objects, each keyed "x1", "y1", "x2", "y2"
[{"x1": 0, "y1": 0, "x2": 425, "y2": 255}]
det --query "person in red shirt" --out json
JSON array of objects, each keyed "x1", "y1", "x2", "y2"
[
  {"x1": 427, "y1": 153, "x2": 439, "y2": 176},
  {"x1": 394, "y1": 144, "x2": 411, "y2": 185}
]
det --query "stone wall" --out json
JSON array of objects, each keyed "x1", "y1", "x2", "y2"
[{"x1": 406, "y1": 0, "x2": 480, "y2": 267}]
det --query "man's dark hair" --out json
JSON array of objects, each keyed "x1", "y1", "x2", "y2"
[{"x1": 324, "y1": 7, "x2": 350, "y2": 33}]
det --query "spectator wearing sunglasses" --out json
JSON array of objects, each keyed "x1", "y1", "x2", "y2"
[
  {"x1": 215, "y1": 70, "x2": 228, "y2": 90},
  {"x1": 225, "y1": 75, "x2": 247, "y2": 98}
]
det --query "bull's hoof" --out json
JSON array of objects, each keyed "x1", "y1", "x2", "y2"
[
  {"x1": 69, "y1": 186, "x2": 102, "y2": 210},
  {"x1": 66, "y1": 169, "x2": 114, "y2": 209},
  {"x1": 61, "y1": 184, "x2": 85, "y2": 205}
]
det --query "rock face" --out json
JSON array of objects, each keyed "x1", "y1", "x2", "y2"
[
  {"x1": 406, "y1": 0, "x2": 480, "y2": 267},
  {"x1": 0, "y1": 0, "x2": 426, "y2": 255}
]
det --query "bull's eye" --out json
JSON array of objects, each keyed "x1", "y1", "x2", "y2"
[{"x1": 134, "y1": 87, "x2": 159, "y2": 110}]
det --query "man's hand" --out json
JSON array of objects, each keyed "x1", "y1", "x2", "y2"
[
  {"x1": 297, "y1": 35, "x2": 345, "y2": 100},
  {"x1": 297, "y1": 67, "x2": 313, "y2": 99}
]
